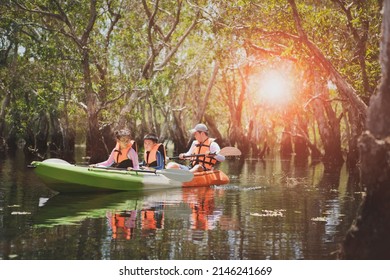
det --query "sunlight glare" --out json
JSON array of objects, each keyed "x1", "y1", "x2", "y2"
[{"x1": 254, "y1": 69, "x2": 294, "y2": 107}]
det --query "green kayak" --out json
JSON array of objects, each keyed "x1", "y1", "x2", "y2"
[{"x1": 30, "y1": 158, "x2": 193, "y2": 193}]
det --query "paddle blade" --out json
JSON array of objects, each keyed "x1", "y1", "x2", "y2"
[
  {"x1": 219, "y1": 147, "x2": 242, "y2": 156},
  {"x1": 157, "y1": 169, "x2": 194, "y2": 183}
]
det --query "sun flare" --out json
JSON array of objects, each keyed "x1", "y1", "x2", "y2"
[{"x1": 252, "y1": 69, "x2": 294, "y2": 107}]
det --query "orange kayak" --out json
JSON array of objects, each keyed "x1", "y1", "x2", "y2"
[{"x1": 182, "y1": 170, "x2": 229, "y2": 187}]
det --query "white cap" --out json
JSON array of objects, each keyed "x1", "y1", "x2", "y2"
[{"x1": 189, "y1": 123, "x2": 208, "y2": 134}]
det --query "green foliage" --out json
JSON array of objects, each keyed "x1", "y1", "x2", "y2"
[{"x1": 0, "y1": 0, "x2": 382, "y2": 155}]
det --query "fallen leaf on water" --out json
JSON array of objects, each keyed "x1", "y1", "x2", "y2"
[{"x1": 311, "y1": 217, "x2": 327, "y2": 222}]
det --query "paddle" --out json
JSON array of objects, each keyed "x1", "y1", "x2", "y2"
[
  {"x1": 135, "y1": 168, "x2": 194, "y2": 182},
  {"x1": 90, "y1": 166, "x2": 194, "y2": 183},
  {"x1": 169, "y1": 146, "x2": 241, "y2": 160}
]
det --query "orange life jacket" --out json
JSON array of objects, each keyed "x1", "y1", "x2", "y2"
[
  {"x1": 190, "y1": 138, "x2": 218, "y2": 170},
  {"x1": 110, "y1": 212, "x2": 135, "y2": 240},
  {"x1": 113, "y1": 140, "x2": 136, "y2": 167},
  {"x1": 143, "y1": 143, "x2": 166, "y2": 168},
  {"x1": 141, "y1": 210, "x2": 157, "y2": 230},
  {"x1": 141, "y1": 210, "x2": 164, "y2": 230}
]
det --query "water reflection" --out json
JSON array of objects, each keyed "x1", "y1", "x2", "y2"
[
  {"x1": 34, "y1": 191, "x2": 144, "y2": 227},
  {"x1": 0, "y1": 153, "x2": 363, "y2": 260}
]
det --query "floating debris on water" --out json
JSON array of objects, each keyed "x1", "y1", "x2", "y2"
[
  {"x1": 241, "y1": 186, "x2": 266, "y2": 191},
  {"x1": 283, "y1": 176, "x2": 308, "y2": 188},
  {"x1": 211, "y1": 185, "x2": 239, "y2": 190},
  {"x1": 354, "y1": 191, "x2": 366, "y2": 198},
  {"x1": 211, "y1": 185, "x2": 266, "y2": 191},
  {"x1": 311, "y1": 217, "x2": 327, "y2": 222},
  {"x1": 250, "y1": 209, "x2": 286, "y2": 217},
  {"x1": 11, "y1": 211, "x2": 32, "y2": 215}
]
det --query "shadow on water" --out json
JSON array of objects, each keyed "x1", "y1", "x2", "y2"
[{"x1": 0, "y1": 151, "x2": 364, "y2": 260}]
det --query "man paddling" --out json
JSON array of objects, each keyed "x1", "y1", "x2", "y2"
[{"x1": 166, "y1": 123, "x2": 225, "y2": 172}]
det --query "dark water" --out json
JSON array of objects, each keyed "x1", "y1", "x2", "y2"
[{"x1": 0, "y1": 149, "x2": 363, "y2": 260}]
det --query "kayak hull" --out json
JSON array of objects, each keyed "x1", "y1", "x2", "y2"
[
  {"x1": 182, "y1": 170, "x2": 229, "y2": 187},
  {"x1": 31, "y1": 160, "x2": 181, "y2": 193}
]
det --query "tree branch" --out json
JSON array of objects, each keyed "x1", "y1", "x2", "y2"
[
  {"x1": 155, "y1": 13, "x2": 199, "y2": 70},
  {"x1": 164, "y1": 0, "x2": 182, "y2": 42},
  {"x1": 287, "y1": 0, "x2": 367, "y2": 116},
  {"x1": 197, "y1": 61, "x2": 219, "y2": 123},
  {"x1": 81, "y1": 0, "x2": 97, "y2": 46}
]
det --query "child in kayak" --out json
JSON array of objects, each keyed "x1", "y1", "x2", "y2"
[
  {"x1": 139, "y1": 133, "x2": 166, "y2": 170},
  {"x1": 93, "y1": 128, "x2": 139, "y2": 169}
]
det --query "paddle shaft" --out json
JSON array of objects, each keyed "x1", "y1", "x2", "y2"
[
  {"x1": 91, "y1": 166, "x2": 161, "y2": 175},
  {"x1": 90, "y1": 165, "x2": 193, "y2": 182},
  {"x1": 169, "y1": 153, "x2": 214, "y2": 160},
  {"x1": 169, "y1": 146, "x2": 241, "y2": 160}
]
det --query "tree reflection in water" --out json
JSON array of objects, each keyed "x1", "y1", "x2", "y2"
[{"x1": 0, "y1": 155, "x2": 362, "y2": 259}]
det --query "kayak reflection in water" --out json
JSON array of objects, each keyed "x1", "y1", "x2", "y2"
[{"x1": 166, "y1": 123, "x2": 225, "y2": 173}]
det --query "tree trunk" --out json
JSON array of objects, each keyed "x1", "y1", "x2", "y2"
[
  {"x1": 288, "y1": 0, "x2": 367, "y2": 166},
  {"x1": 294, "y1": 114, "x2": 310, "y2": 161},
  {"x1": 86, "y1": 110, "x2": 107, "y2": 163},
  {"x1": 221, "y1": 66, "x2": 248, "y2": 154},
  {"x1": 24, "y1": 112, "x2": 49, "y2": 159},
  {"x1": 280, "y1": 126, "x2": 293, "y2": 157},
  {"x1": 310, "y1": 84, "x2": 343, "y2": 166},
  {"x1": 196, "y1": 61, "x2": 219, "y2": 123},
  {"x1": 48, "y1": 112, "x2": 64, "y2": 157},
  {"x1": 0, "y1": 89, "x2": 11, "y2": 153},
  {"x1": 82, "y1": 51, "x2": 107, "y2": 163},
  {"x1": 341, "y1": 132, "x2": 390, "y2": 259},
  {"x1": 295, "y1": 132, "x2": 322, "y2": 160},
  {"x1": 170, "y1": 111, "x2": 188, "y2": 156},
  {"x1": 345, "y1": 107, "x2": 364, "y2": 170},
  {"x1": 340, "y1": 0, "x2": 390, "y2": 259},
  {"x1": 62, "y1": 90, "x2": 76, "y2": 162},
  {"x1": 1, "y1": 42, "x2": 16, "y2": 153},
  {"x1": 247, "y1": 119, "x2": 260, "y2": 156},
  {"x1": 204, "y1": 114, "x2": 229, "y2": 148}
]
